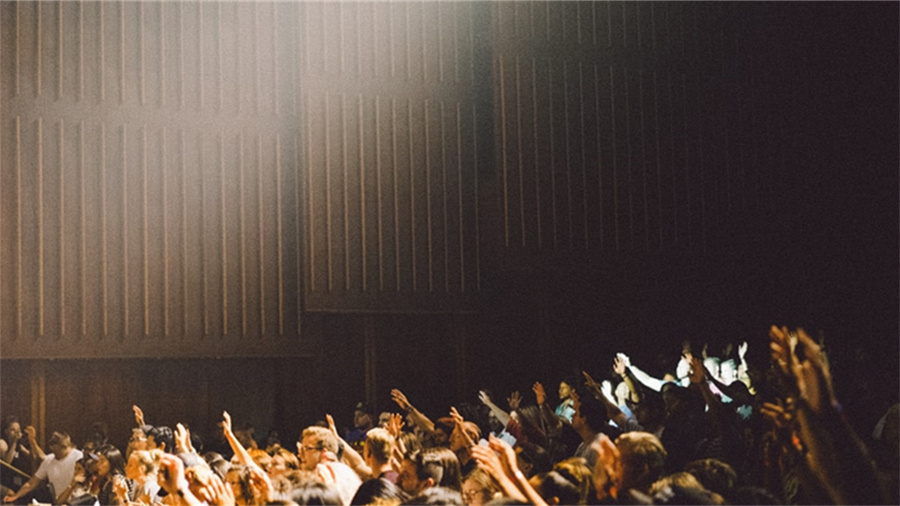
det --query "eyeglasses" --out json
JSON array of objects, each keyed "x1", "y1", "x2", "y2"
[{"x1": 297, "y1": 445, "x2": 321, "y2": 453}]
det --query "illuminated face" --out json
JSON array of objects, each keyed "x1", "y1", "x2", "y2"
[
  {"x1": 4, "y1": 422, "x2": 21, "y2": 441},
  {"x1": 267, "y1": 454, "x2": 287, "y2": 477},
  {"x1": 129, "y1": 430, "x2": 149, "y2": 451},
  {"x1": 297, "y1": 437, "x2": 323, "y2": 472},
  {"x1": 397, "y1": 459, "x2": 422, "y2": 495},
  {"x1": 378, "y1": 412, "x2": 392, "y2": 428},
  {"x1": 125, "y1": 453, "x2": 142, "y2": 480},
  {"x1": 96, "y1": 455, "x2": 111, "y2": 477},
  {"x1": 559, "y1": 381, "x2": 573, "y2": 400},
  {"x1": 462, "y1": 478, "x2": 491, "y2": 506}
]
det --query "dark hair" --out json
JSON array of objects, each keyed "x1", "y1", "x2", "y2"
[
  {"x1": 147, "y1": 426, "x2": 175, "y2": 453},
  {"x1": 532, "y1": 471, "x2": 581, "y2": 506},
  {"x1": 202, "y1": 452, "x2": 230, "y2": 481},
  {"x1": 577, "y1": 395, "x2": 609, "y2": 432},
  {"x1": 412, "y1": 448, "x2": 462, "y2": 492},
  {"x1": 402, "y1": 486, "x2": 464, "y2": 505},
  {"x1": 684, "y1": 459, "x2": 737, "y2": 499},
  {"x1": 96, "y1": 444, "x2": 127, "y2": 476},
  {"x1": 290, "y1": 480, "x2": 343, "y2": 505},
  {"x1": 517, "y1": 441, "x2": 552, "y2": 476},
  {"x1": 350, "y1": 478, "x2": 408, "y2": 505},
  {"x1": 731, "y1": 486, "x2": 782, "y2": 505}
]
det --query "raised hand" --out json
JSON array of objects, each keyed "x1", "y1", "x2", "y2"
[
  {"x1": 590, "y1": 433, "x2": 620, "y2": 501},
  {"x1": 133, "y1": 405, "x2": 146, "y2": 427},
  {"x1": 616, "y1": 353, "x2": 631, "y2": 368},
  {"x1": 532, "y1": 382, "x2": 547, "y2": 405},
  {"x1": 507, "y1": 391, "x2": 522, "y2": 411},
  {"x1": 387, "y1": 413, "x2": 405, "y2": 439},
  {"x1": 24, "y1": 426, "x2": 36, "y2": 440},
  {"x1": 478, "y1": 390, "x2": 493, "y2": 406},
  {"x1": 247, "y1": 466, "x2": 274, "y2": 504},
  {"x1": 688, "y1": 356, "x2": 706, "y2": 384},
  {"x1": 175, "y1": 423, "x2": 194, "y2": 454},
  {"x1": 760, "y1": 398, "x2": 794, "y2": 430},
  {"x1": 738, "y1": 341, "x2": 748, "y2": 359},
  {"x1": 790, "y1": 328, "x2": 835, "y2": 415},
  {"x1": 196, "y1": 471, "x2": 235, "y2": 506},
  {"x1": 582, "y1": 370, "x2": 601, "y2": 390},
  {"x1": 157, "y1": 452, "x2": 189, "y2": 495},
  {"x1": 222, "y1": 411, "x2": 233, "y2": 435},
  {"x1": 325, "y1": 414, "x2": 339, "y2": 439},
  {"x1": 450, "y1": 406, "x2": 465, "y2": 426},
  {"x1": 613, "y1": 356, "x2": 627, "y2": 376},
  {"x1": 390, "y1": 389, "x2": 412, "y2": 411}
]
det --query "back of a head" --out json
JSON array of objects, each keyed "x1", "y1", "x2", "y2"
[
  {"x1": 350, "y1": 477, "x2": 407, "y2": 506},
  {"x1": 532, "y1": 471, "x2": 581, "y2": 506},
  {"x1": 683, "y1": 458, "x2": 737, "y2": 500},
  {"x1": 552, "y1": 457, "x2": 592, "y2": 504},
  {"x1": 48, "y1": 431, "x2": 73, "y2": 449},
  {"x1": 650, "y1": 484, "x2": 726, "y2": 505},
  {"x1": 290, "y1": 480, "x2": 343, "y2": 506},
  {"x1": 518, "y1": 442, "x2": 552, "y2": 476},
  {"x1": 615, "y1": 432, "x2": 667, "y2": 492},
  {"x1": 148, "y1": 426, "x2": 175, "y2": 453},
  {"x1": 416, "y1": 447, "x2": 462, "y2": 492},
  {"x1": 365, "y1": 428, "x2": 396, "y2": 463},
  {"x1": 402, "y1": 486, "x2": 464, "y2": 506},
  {"x1": 578, "y1": 395, "x2": 609, "y2": 432}
]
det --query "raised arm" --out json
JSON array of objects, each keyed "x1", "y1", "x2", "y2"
[
  {"x1": 478, "y1": 390, "x2": 511, "y2": 428},
  {"x1": 325, "y1": 414, "x2": 372, "y2": 480},
  {"x1": 24, "y1": 426, "x2": 45, "y2": 462},
  {"x1": 391, "y1": 389, "x2": 435, "y2": 434},
  {"x1": 221, "y1": 412, "x2": 261, "y2": 472},
  {"x1": 618, "y1": 354, "x2": 666, "y2": 392}
]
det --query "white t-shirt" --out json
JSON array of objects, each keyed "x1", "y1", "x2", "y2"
[{"x1": 34, "y1": 448, "x2": 83, "y2": 498}]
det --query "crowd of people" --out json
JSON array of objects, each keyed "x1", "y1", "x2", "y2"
[{"x1": 0, "y1": 325, "x2": 897, "y2": 505}]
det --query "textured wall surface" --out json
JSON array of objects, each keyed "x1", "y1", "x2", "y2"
[{"x1": 2, "y1": 1, "x2": 773, "y2": 359}]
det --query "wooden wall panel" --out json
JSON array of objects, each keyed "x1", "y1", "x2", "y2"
[{"x1": 0, "y1": 2, "x2": 306, "y2": 358}]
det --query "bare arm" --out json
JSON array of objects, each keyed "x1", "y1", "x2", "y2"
[
  {"x1": 24, "y1": 426, "x2": 45, "y2": 462},
  {"x1": 221, "y1": 412, "x2": 262, "y2": 472},
  {"x1": 326, "y1": 414, "x2": 373, "y2": 480},
  {"x1": 478, "y1": 391, "x2": 511, "y2": 428},
  {"x1": 391, "y1": 389, "x2": 435, "y2": 434}
]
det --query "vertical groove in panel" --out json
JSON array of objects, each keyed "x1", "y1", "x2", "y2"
[
  {"x1": 235, "y1": 5, "x2": 242, "y2": 112},
  {"x1": 358, "y1": 5, "x2": 364, "y2": 78},
  {"x1": 197, "y1": 3, "x2": 204, "y2": 107},
  {"x1": 420, "y1": 1, "x2": 426, "y2": 81},
  {"x1": 275, "y1": 137, "x2": 283, "y2": 335},
  {"x1": 472, "y1": 106, "x2": 480, "y2": 291},
  {"x1": 625, "y1": 67, "x2": 634, "y2": 246},
  {"x1": 325, "y1": 94, "x2": 333, "y2": 292},
  {"x1": 498, "y1": 56, "x2": 509, "y2": 247},
  {"x1": 407, "y1": 100, "x2": 416, "y2": 291},
  {"x1": 139, "y1": 2, "x2": 145, "y2": 105},
  {"x1": 576, "y1": 2, "x2": 582, "y2": 44},
  {"x1": 375, "y1": 97, "x2": 384, "y2": 291},
  {"x1": 59, "y1": 121, "x2": 65, "y2": 336},
  {"x1": 591, "y1": 2, "x2": 597, "y2": 46},
  {"x1": 306, "y1": 97, "x2": 315, "y2": 292},
  {"x1": 162, "y1": 130, "x2": 169, "y2": 336},
  {"x1": 579, "y1": 63, "x2": 588, "y2": 249},
  {"x1": 219, "y1": 133, "x2": 227, "y2": 332},
  {"x1": 456, "y1": 103, "x2": 464, "y2": 292},
  {"x1": 515, "y1": 57, "x2": 525, "y2": 247},
  {"x1": 38, "y1": 118, "x2": 44, "y2": 336},
  {"x1": 668, "y1": 71, "x2": 678, "y2": 245},
  {"x1": 532, "y1": 58, "x2": 542, "y2": 248},
  {"x1": 594, "y1": 65, "x2": 603, "y2": 251},
  {"x1": 391, "y1": 100, "x2": 400, "y2": 292},
  {"x1": 142, "y1": 128, "x2": 149, "y2": 336},
  {"x1": 57, "y1": 0, "x2": 62, "y2": 99},
  {"x1": 14, "y1": 3, "x2": 20, "y2": 97},
  {"x1": 303, "y1": 2, "x2": 308, "y2": 76},
  {"x1": 257, "y1": 135, "x2": 264, "y2": 334},
  {"x1": 101, "y1": 123, "x2": 107, "y2": 336},
  {"x1": 272, "y1": 5, "x2": 278, "y2": 116},
  {"x1": 405, "y1": 4, "x2": 410, "y2": 80},
  {"x1": 239, "y1": 133, "x2": 247, "y2": 334},
  {"x1": 424, "y1": 101, "x2": 433, "y2": 291},
  {"x1": 639, "y1": 71, "x2": 650, "y2": 252},
  {"x1": 160, "y1": 2, "x2": 166, "y2": 107},
  {"x1": 180, "y1": 131, "x2": 189, "y2": 335},
  {"x1": 563, "y1": 62, "x2": 573, "y2": 248},
  {"x1": 16, "y1": 118, "x2": 22, "y2": 336},
  {"x1": 453, "y1": 3, "x2": 459, "y2": 83},
  {"x1": 122, "y1": 125, "x2": 128, "y2": 337},
  {"x1": 79, "y1": 121, "x2": 85, "y2": 336},
  {"x1": 547, "y1": 59, "x2": 557, "y2": 249},
  {"x1": 294, "y1": 133, "x2": 301, "y2": 333},
  {"x1": 342, "y1": 96, "x2": 350, "y2": 292},
  {"x1": 388, "y1": 3, "x2": 394, "y2": 78},
  {"x1": 440, "y1": 102, "x2": 449, "y2": 291},
  {"x1": 610, "y1": 66, "x2": 619, "y2": 251},
  {"x1": 358, "y1": 96, "x2": 367, "y2": 291},
  {"x1": 653, "y1": 71, "x2": 663, "y2": 248}
]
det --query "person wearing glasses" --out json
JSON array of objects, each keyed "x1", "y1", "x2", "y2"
[{"x1": 296, "y1": 426, "x2": 361, "y2": 506}]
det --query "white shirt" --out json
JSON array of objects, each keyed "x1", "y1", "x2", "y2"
[{"x1": 34, "y1": 448, "x2": 83, "y2": 498}]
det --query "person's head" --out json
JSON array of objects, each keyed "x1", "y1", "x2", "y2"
[
  {"x1": 403, "y1": 486, "x2": 464, "y2": 505},
  {"x1": 96, "y1": 444, "x2": 127, "y2": 479},
  {"x1": 449, "y1": 422, "x2": 481, "y2": 453},
  {"x1": 147, "y1": 426, "x2": 175, "y2": 453},
  {"x1": 290, "y1": 480, "x2": 343, "y2": 506},
  {"x1": 515, "y1": 442, "x2": 552, "y2": 478},
  {"x1": 129, "y1": 428, "x2": 149, "y2": 452},
  {"x1": 125, "y1": 449, "x2": 161, "y2": 481},
  {"x1": 353, "y1": 402, "x2": 375, "y2": 431},
  {"x1": 528, "y1": 471, "x2": 581, "y2": 505},
  {"x1": 364, "y1": 427, "x2": 396, "y2": 466},
  {"x1": 613, "y1": 432, "x2": 668, "y2": 494},
  {"x1": 661, "y1": 383, "x2": 694, "y2": 418},
  {"x1": 558, "y1": 381, "x2": 574, "y2": 401},
  {"x1": 47, "y1": 431, "x2": 74, "y2": 459},
  {"x1": 203, "y1": 451, "x2": 231, "y2": 481},
  {"x1": 428, "y1": 419, "x2": 454, "y2": 448},
  {"x1": 649, "y1": 472, "x2": 704, "y2": 497},
  {"x1": 683, "y1": 459, "x2": 737, "y2": 500},
  {"x1": 397, "y1": 448, "x2": 462, "y2": 496},
  {"x1": 267, "y1": 447, "x2": 300, "y2": 478},
  {"x1": 1, "y1": 417, "x2": 22, "y2": 442},
  {"x1": 378, "y1": 412, "x2": 393, "y2": 428},
  {"x1": 719, "y1": 359, "x2": 738, "y2": 384},
  {"x1": 75, "y1": 454, "x2": 99, "y2": 484},
  {"x1": 351, "y1": 477, "x2": 407, "y2": 505},
  {"x1": 571, "y1": 395, "x2": 608, "y2": 434},
  {"x1": 461, "y1": 468, "x2": 497, "y2": 506},
  {"x1": 552, "y1": 457, "x2": 593, "y2": 504},
  {"x1": 297, "y1": 426, "x2": 338, "y2": 471},
  {"x1": 226, "y1": 464, "x2": 254, "y2": 506}
]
